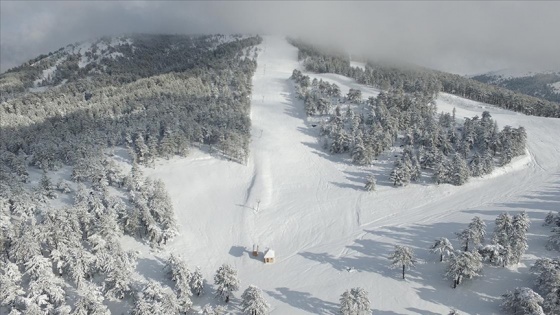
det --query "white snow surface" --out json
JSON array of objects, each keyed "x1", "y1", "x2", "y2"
[{"x1": 134, "y1": 36, "x2": 560, "y2": 314}]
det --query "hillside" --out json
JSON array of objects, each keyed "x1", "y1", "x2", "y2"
[
  {"x1": 138, "y1": 36, "x2": 560, "y2": 314},
  {"x1": 2, "y1": 35, "x2": 560, "y2": 314},
  {"x1": 471, "y1": 70, "x2": 560, "y2": 103}
]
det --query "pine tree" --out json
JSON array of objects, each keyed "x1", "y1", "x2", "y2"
[
  {"x1": 390, "y1": 159, "x2": 410, "y2": 187},
  {"x1": 457, "y1": 217, "x2": 486, "y2": 251},
  {"x1": 190, "y1": 267, "x2": 205, "y2": 296},
  {"x1": 451, "y1": 154, "x2": 469, "y2": 186},
  {"x1": 0, "y1": 262, "x2": 25, "y2": 309},
  {"x1": 72, "y1": 283, "x2": 111, "y2": 315},
  {"x1": 469, "y1": 216, "x2": 486, "y2": 248},
  {"x1": 214, "y1": 263, "x2": 240, "y2": 303},
  {"x1": 241, "y1": 285, "x2": 270, "y2": 315},
  {"x1": 446, "y1": 250, "x2": 483, "y2": 288},
  {"x1": 531, "y1": 258, "x2": 560, "y2": 312},
  {"x1": 430, "y1": 237, "x2": 454, "y2": 262},
  {"x1": 388, "y1": 245, "x2": 416, "y2": 279},
  {"x1": 202, "y1": 304, "x2": 227, "y2": 315},
  {"x1": 339, "y1": 287, "x2": 370, "y2": 315},
  {"x1": 510, "y1": 212, "x2": 530, "y2": 264},
  {"x1": 501, "y1": 287, "x2": 545, "y2": 315},
  {"x1": 544, "y1": 211, "x2": 557, "y2": 226},
  {"x1": 547, "y1": 227, "x2": 560, "y2": 251},
  {"x1": 478, "y1": 242, "x2": 507, "y2": 267},
  {"x1": 433, "y1": 158, "x2": 450, "y2": 184},
  {"x1": 493, "y1": 212, "x2": 513, "y2": 266},
  {"x1": 164, "y1": 254, "x2": 193, "y2": 305},
  {"x1": 38, "y1": 172, "x2": 57, "y2": 200},
  {"x1": 469, "y1": 153, "x2": 484, "y2": 177},
  {"x1": 133, "y1": 280, "x2": 180, "y2": 315},
  {"x1": 364, "y1": 175, "x2": 376, "y2": 192}
]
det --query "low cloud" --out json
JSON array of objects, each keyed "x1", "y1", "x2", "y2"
[{"x1": 2, "y1": 1, "x2": 559, "y2": 74}]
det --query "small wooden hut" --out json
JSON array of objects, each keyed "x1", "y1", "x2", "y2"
[{"x1": 264, "y1": 249, "x2": 275, "y2": 264}]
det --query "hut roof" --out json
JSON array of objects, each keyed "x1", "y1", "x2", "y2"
[{"x1": 264, "y1": 249, "x2": 275, "y2": 258}]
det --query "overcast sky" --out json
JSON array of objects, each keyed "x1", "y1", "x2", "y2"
[{"x1": 2, "y1": 1, "x2": 559, "y2": 75}]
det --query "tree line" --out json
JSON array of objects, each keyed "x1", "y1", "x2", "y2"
[
  {"x1": 288, "y1": 38, "x2": 560, "y2": 118},
  {"x1": 291, "y1": 69, "x2": 527, "y2": 188}
]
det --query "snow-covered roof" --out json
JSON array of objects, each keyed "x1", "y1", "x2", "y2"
[{"x1": 264, "y1": 249, "x2": 275, "y2": 258}]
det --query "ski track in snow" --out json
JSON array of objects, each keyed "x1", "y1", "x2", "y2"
[{"x1": 142, "y1": 36, "x2": 560, "y2": 314}]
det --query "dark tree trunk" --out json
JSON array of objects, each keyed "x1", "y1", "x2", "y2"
[
  {"x1": 402, "y1": 265, "x2": 405, "y2": 279},
  {"x1": 440, "y1": 253, "x2": 443, "y2": 262}
]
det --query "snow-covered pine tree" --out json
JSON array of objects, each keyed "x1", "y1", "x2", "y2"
[
  {"x1": 9, "y1": 223, "x2": 42, "y2": 265},
  {"x1": 433, "y1": 158, "x2": 450, "y2": 184},
  {"x1": 469, "y1": 153, "x2": 484, "y2": 177},
  {"x1": 241, "y1": 285, "x2": 270, "y2": 315},
  {"x1": 456, "y1": 229, "x2": 474, "y2": 252},
  {"x1": 510, "y1": 212, "x2": 530, "y2": 264},
  {"x1": 190, "y1": 266, "x2": 205, "y2": 296},
  {"x1": 202, "y1": 304, "x2": 227, "y2": 315},
  {"x1": 547, "y1": 227, "x2": 560, "y2": 251},
  {"x1": 478, "y1": 242, "x2": 507, "y2": 267},
  {"x1": 56, "y1": 179, "x2": 72, "y2": 194},
  {"x1": 364, "y1": 174, "x2": 376, "y2": 192},
  {"x1": 352, "y1": 135, "x2": 373, "y2": 165},
  {"x1": 0, "y1": 262, "x2": 25, "y2": 310},
  {"x1": 481, "y1": 151, "x2": 495, "y2": 175},
  {"x1": 132, "y1": 280, "x2": 180, "y2": 315},
  {"x1": 430, "y1": 237, "x2": 454, "y2": 262},
  {"x1": 469, "y1": 216, "x2": 486, "y2": 248},
  {"x1": 214, "y1": 263, "x2": 240, "y2": 303},
  {"x1": 446, "y1": 250, "x2": 483, "y2": 288},
  {"x1": 164, "y1": 253, "x2": 193, "y2": 307},
  {"x1": 543, "y1": 286, "x2": 560, "y2": 315},
  {"x1": 339, "y1": 287, "x2": 371, "y2": 315},
  {"x1": 26, "y1": 267, "x2": 66, "y2": 311},
  {"x1": 72, "y1": 283, "x2": 111, "y2": 315},
  {"x1": 388, "y1": 245, "x2": 416, "y2": 279},
  {"x1": 37, "y1": 172, "x2": 57, "y2": 200},
  {"x1": 493, "y1": 212, "x2": 513, "y2": 266},
  {"x1": 390, "y1": 159, "x2": 410, "y2": 187},
  {"x1": 530, "y1": 258, "x2": 560, "y2": 313},
  {"x1": 451, "y1": 154, "x2": 469, "y2": 186},
  {"x1": 501, "y1": 287, "x2": 545, "y2": 315},
  {"x1": 347, "y1": 88, "x2": 362, "y2": 103},
  {"x1": 544, "y1": 211, "x2": 557, "y2": 226}
]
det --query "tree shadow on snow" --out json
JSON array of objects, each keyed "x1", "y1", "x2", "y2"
[
  {"x1": 406, "y1": 308, "x2": 440, "y2": 315},
  {"x1": 265, "y1": 287, "x2": 339, "y2": 314},
  {"x1": 136, "y1": 257, "x2": 169, "y2": 284},
  {"x1": 377, "y1": 221, "x2": 530, "y2": 313}
]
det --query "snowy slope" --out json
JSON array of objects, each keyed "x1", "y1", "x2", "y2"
[{"x1": 141, "y1": 36, "x2": 560, "y2": 314}]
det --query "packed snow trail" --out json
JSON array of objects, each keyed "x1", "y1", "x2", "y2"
[{"x1": 143, "y1": 36, "x2": 560, "y2": 314}]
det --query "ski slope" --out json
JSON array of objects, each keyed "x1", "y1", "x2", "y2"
[{"x1": 142, "y1": 36, "x2": 560, "y2": 314}]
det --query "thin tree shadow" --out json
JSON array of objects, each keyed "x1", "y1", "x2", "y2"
[{"x1": 266, "y1": 287, "x2": 339, "y2": 314}]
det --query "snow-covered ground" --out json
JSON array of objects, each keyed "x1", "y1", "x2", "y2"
[{"x1": 138, "y1": 36, "x2": 560, "y2": 314}]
